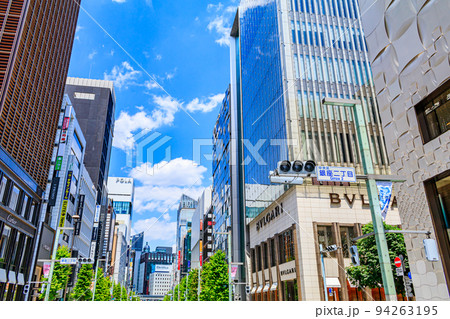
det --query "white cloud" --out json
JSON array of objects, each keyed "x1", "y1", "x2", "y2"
[
  {"x1": 112, "y1": 0, "x2": 126, "y2": 3},
  {"x1": 155, "y1": 54, "x2": 162, "y2": 61},
  {"x1": 206, "y1": 4, "x2": 237, "y2": 47},
  {"x1": 104, "y1": 61, "x2": 141, "y2": 89},
  {"x1": 186, "y1": 93, "x2": 224, "y2": 113},
  {"x1": 88, "y1": 50, "x2": 97, "y2": 60},
  {"x1": 76, "y1": 25, "x2": 84, "y2": 33},
  {"x1": 112, "y1": 95, "x2": 181, "y2": 150}
]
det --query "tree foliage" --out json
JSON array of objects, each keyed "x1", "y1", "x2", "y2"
[
  {"x1": 200, "y1": 250, "x2": 229, "y2": 301},
  {"x1": 186, "y1": 268, "x2": 199, "y2": 301},
  {"x1": 178, "y1": 276, "x2": 187, "y2": 301},
  {"x1": 40, "y1": 245, "x2": 72, "y2": 301},
  {"x1": 93, "y1": 271, "x2": 112, "y2": 301},
  {"x1": 346, "y1": 222, "x2": 409, "y2": 296},
  {"x1": 71, "y1": 264, "x2": 93, "y2": 301}
]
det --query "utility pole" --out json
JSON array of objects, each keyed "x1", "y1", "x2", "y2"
[{"x1": 322, "y1": 97, "x2": 398, "y2": 301}]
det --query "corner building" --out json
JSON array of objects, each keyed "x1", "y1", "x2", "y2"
[
  {"x1": 231, "y1": 0, "x2": 400, "y2": 300},
  {"x1": 358, "y1": 0, "x2": 450, "y2": 300}
]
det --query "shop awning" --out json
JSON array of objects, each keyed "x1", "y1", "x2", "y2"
[
  {"x1": 326, "y1": 277, "x2": 341, "y2": 288},
  {"x1": 250, "y1": 286, "x2": 257, "y2": 294},
  {"x1": 270, "y1": 282, "x2": 278, "y2": 291},
  {"x1": 0, "y1": 269, "x2": 6, "y2": 283},
  {"x1": 8, "y1": 271, "x2": 16, "y2": 284},
  {"x1": 17, "y1": 273, "x2": 25, "y2": 285},
  {"x1": 256, "y1": 285, "x2": 263, "y2": 293},
  {"x1": 263, "y1": 284, "x2": 270, "y2": 292}
]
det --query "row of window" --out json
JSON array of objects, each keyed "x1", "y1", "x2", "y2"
[
  {"x1": 291, "y1": 20, "x2": 367, "y2": 52},
  {"x1": 291, "y1": 0, "x2": 360, "y2": 20},
  {"x1": 0, "y1": 171, "x2": 39, "y2": 225}
]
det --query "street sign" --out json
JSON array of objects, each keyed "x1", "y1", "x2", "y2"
[
  {"x1": 394, "y1": 256, "x2": 402, "y2": 268},
  {"x1": 396, "y1": 267, "x2": 404, "y2": 277},
  {"x1": 60, "y1": 258, "x2": 77, "y2": 265},
  {"x1": 317, "y1": 166, "x2": 356, "y2": 183}
]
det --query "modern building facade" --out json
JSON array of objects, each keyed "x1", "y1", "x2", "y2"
[
  {"x1": 174, "y1": 195, "x2": 197, "y2": 283},
  {"x1": 138, "y1": 246, "x2": 174, "y2": 299},
  {"x1": 0, "y1": 0, "x2": 80, "y2": 300},
  {"x1": 65, "y1": 77, "x2": 116, "y2": 270},
  {"x1": 358, "y1": 0, "x2": 450, "y2": 300},
  {"x1": 229, "y1": 0, "x2": 397, "y2": 300},
  {"x1": 130, "y1": 232, "x2": 144, "y2": 292},
  {"x1": 107, "y1": 177, "x2": 134, "y2": 286},
  {"x1": 191, "y1": 186, "x2": 212, "y2": 269}
]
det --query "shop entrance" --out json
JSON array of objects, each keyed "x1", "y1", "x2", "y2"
[{"x1": 282, "y1": 279, "x2": 298, "y2": 301}]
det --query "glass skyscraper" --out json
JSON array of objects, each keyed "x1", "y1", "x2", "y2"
[{"x1": 233, "y1": 0, "x2": 389, "y2": 218}]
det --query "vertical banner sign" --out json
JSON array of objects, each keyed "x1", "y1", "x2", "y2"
[
  {"x1": 55, "y1": 156, "x2": 63, "y2": 171},
  {"x1": 48, "y1": 177, "x2": 60, "y2": 206},
  {"x1": 59, "y1": 171, "x2": 73, "y2": 232},
  {"x1": 376, "y1": 181, "x2": 393, "y2": 220},
  {"x1": 62, "y1": 117, "x2": 70, "y2": 130},
  {"x1": 231, "y1": 265, "x2": 238, "y2": 279},
  {"x1": 77, "y1": 194, "x2": 85, "y2": 219},
  {"x1": 43, "y1": 262, "x2": 51, "y2": 278},
  {"x1": 94, "y1": 205, "x2": 101, "y2": 223},
  {"x1": 177, "y1": 250, "x2": 181, "y2": 271},
  {"x1": 199, "y1": 240, "x2": 203, "y2": 267}
]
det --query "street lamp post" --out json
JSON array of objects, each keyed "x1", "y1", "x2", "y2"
[
  {"x1": 217, "y1": 230, "x2": 232, "y2": 301},
  {"x1": 44, "y1": 226, "x2": 76, "y2": 301},
  {"x1": 322, "y1": 97, "x2": 398, "y2": 301}
]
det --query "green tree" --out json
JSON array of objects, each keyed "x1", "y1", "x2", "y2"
[
  {"x1": 121, "y1": 285, "x2": 128, "y2": 301},
  {"x1": 173, "y1": 285, "x2": 179, "y2": 301},
  {"x1": 200, "y1": 250, "x2": 229, "y2": 301},
  {"x1": 40, "y1": 246, "x2": 73, "y2": 301},
  {"x1": 346, "y1": 222, "x2": 409, "y2": 296},
  {"x1": 187, "y1": 268, "x2": 199, "y2": 301},
  {"x1": 94, "y1": 272, "x2": 112, "y2": 301},
  {"x1": 179, "y1": 276, "x2": 187, "y2": 301},
  {"x1": 71, "y1": 264, "x2": 94, "y2": 301},
  {"x1": 112, "y1": 282, "x2": 121, "y2": 301},
  {"x1": 163, "y1": 294, "x2": 171, "y2": 301}
]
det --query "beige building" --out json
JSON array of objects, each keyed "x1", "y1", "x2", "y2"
[
  {"x1": 248, "y1": 181, "x2": 401, "y2": 301},
  {"x1": 358, "y1": 0, "x2": 450, "y2": 300}
]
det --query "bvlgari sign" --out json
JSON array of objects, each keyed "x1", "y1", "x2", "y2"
[
  {"x1": 256, "y1": 203, "x2": 284, "y2": 231},
  {"x1": 279, "y1": 260, "x2": 297, "y2": 281}
]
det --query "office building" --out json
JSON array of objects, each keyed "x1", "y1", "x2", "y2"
[
  {"x1": 65, "y1": 77, "x2": 116, "y2": 269},
  {"x1": 130, "y1": 232, "x2": 144, "y2": 292},
  {"x1": 174, "y1": 195, "x2": 197, "y2": 283},
  {"x1": 138, "y1": 246, "x2": 174, "y2": 299},
  {"x1": 358, "y1": 0, "x2": 450, "y2": 300},
  {"x1": 107, "y1": 177, "x2": 134, "y2": 286},
  {"x1": 0, "y1": 0, "x2": 80, "y2": 300},
  {"x1": 191, "y1": 187, "x2": 212, "y2": 269},
  {"x1": 230, "y1": 0, "x2": 398, "y2": 300}
]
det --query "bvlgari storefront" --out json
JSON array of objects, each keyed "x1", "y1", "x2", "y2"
[{"x1": 248, "y1": 181, "x2": 401, "y2": 301}]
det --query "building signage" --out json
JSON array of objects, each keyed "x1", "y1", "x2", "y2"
[
  {"x1": 6, "y1": 215, "x2": 18, "y2": 225},
  {"x1": 317, "y1": 166, "x2": 356, "y2": 183},
  {"x1": 256, "y1": 203, "x2": 283, "y2": 232},
  {"x1": 115, "y1": 178, "x2": 132, "y2": 184},
  {"x1": 59, "y1": 171, "x2": 73, "y2": 231},
  {"x1": 55, "y1": 156, "x2": 63, "y2": 171},
  {"x1": 60, "y1": 258, "x2": 77, "y2": 265},
  {"x1": 62, "y1": 117, "x2": 70, "y2": 130},
  {"x1": 279, "y1": 260, "x2": 297, "y2": 281},
  {"x1": 48, "y1": 177, "x2": 60, "y2": 207},
  {"x1": 77, "y1": 194, "x2": 85, "y2": 219},
  {"x1": 60, "y1": 130, "x2": 68, "y2": 143},
  {"x1": 177, "y1": 251, "x2": 181, "y2": 271},
  {"x1": 0, "y1": 206, "x2": 36, "y2": 237},
  {"x1": 155, "y1": 265, "x2": 171, "y2": 273},
  {"x1": 89, "y1": 242, "x2": 96, "y2": 259},
  {"x1": 376, "y1": 181, "x2": 393, "y2": 220},
  {"x1": 94, "y1": 205, "x2": 101, "y2": 223},
  {"x1": 329, "y1": 193, "x2": 397, "y2": 209}
]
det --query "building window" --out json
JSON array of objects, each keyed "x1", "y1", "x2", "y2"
[
  {"x1": 317, "y1": 225, "x2": 335, "y2": 257},
  {"x1": 278, "y1": 229, "x2": 295, "y2": 264},
  {"x1": 340, "y1": 226, "x2": 355, "y2": 258},
  {"x1": 416, "y1": 79, "x2": 450, "y2": 143},
  {"x1": 256, "y1": 246, "x2": 262, "y2": 271},
  {"x1": 8, "y1": 184, "x2": 20, "y2": 211},
  {"x1": 262, "y1": 242, "x2": 268, "y2": 269},
  {"x1": 270, "y1": 238, "x2": 276, "y2": 267}
]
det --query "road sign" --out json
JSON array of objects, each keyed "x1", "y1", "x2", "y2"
[
  {"x1": 60, "y1": 258, "x2": 77, "y2": 265},
  {"x1": 396, "y1": 267, "x2": 404, "y2": 277},
  {"x1": 394, "y1": 256, "x2": 402, "y2": 268},
  {"x1": 317, "y1": 166, "x2": 356, "y2": 183}
]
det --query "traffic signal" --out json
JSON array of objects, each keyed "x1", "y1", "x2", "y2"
[
  {"x1": 245, "y1": 286, "x2": 251, "y2": 294},
  {"x1": 78, "y1": 257, "x2": 94, "y2": 264},
  {"x1": 277, "y1": 160, "x2": 316, "y2": 176},
  {"x1": 350, "y1": 245, "x2": 360, "y2": 266},
  {"x1": 23, "y1": 284, "x2": 30, "y2": 295}
]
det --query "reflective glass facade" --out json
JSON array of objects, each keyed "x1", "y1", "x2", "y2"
[
  {"x1": 237, "y1": 0, "x2": 389, "y2": 218},
  {"x1": 212, "y1": 88, "x2": 232, "y2": 252},
  {"x1": 239, "y1": 0, "x2": 288, "y2": 218}
]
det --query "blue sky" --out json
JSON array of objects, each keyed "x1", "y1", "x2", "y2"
[{"x1": 68, "y1": 0, "x2": 239, "y2": 251}]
